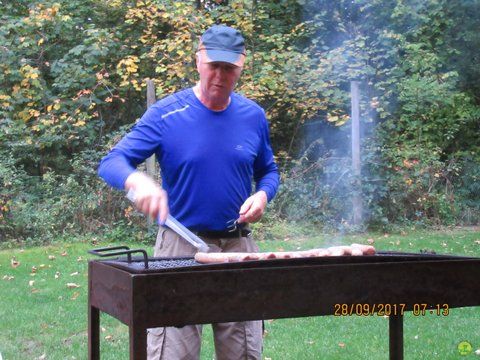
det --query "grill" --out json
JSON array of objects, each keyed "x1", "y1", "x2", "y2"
[{"x1": 88, "y1": 246, "x2": 480, "y2": 360}]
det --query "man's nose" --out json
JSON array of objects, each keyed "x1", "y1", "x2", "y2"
[{"x1": 213, "y1": 67, "x2": 227, "y2": 79}]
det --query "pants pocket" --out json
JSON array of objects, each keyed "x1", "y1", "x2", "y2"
[
  {"x1": 147, "y1": 327, "x2": 166, "y2": 360},
  {"x1": 154, "y1": 227, "x2": 168, "y2": 256}
]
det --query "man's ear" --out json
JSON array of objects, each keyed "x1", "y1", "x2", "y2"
[{"x1": 195, "y1": 53, "x2": 200, "y2": 70}]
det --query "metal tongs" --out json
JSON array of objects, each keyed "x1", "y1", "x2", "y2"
[{"x1": 126, "y1": 189, "x2": 210, "y2": 253}]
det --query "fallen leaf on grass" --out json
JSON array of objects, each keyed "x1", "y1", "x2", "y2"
[
  {"x1": 66, "y1": 283, "x2": 80, "y2": 289},
  {"x1": 2, "y1": 275, "x2": 14, "y2": 281},
  {"x1": 474, "y1": 240, "x2": 480, "y2": 245},
  {"x1": 474, "y1": 349, "x2": 480, "y2": 355},
  {"x1": 367, "y1": 238, "x2": 375, "y2": 244},
  {"x1": 338, "y1": 342, "x2": 346, "y2": 348},
  {"x1": 306, "y1": 340, "x2": 314, "y2": 345},
  {"x1": 101, "y1": 327, "x2": 106, "y2": 332},
  {"x1": 61, "y1": 251, "x2": 68, "y2": 256},
  {"x1": 55, "y1": 272, "x2": 60, "y2": 279},
  {"x1": 37, "y1": 354, "x2": 46, "y2": 360},
  {"x1": 104, "y1": 335, "x2": 113, "y2": 341},
  {"x1": 48, "y1": 255, "x2": 56, "y2": 261},
  {"x1": 77, "y1": 256, "x2": 83, "y2": 262},
  {"x1": 29, "y1": 280, "x2": 35, "y2": 287},
  {"x1": 39, "y1": 264, "x2": 46, "y2": 269},
  {"x1": 71, "y1": 291, "x2": 80, "y2": 300},
  {"x1": 31, "y1": 288, "x2": 40, "y2": 293},
  {"x1": 70, "y1": 272, "x2": 79, "y2": 276},
  {"x1": 11, "y1": 258, "x2": 20, "y2": 268}
]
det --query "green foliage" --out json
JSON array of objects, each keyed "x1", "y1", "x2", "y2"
[{"x1": 1, "y1": 0, "x2": 479, "y2": 242}]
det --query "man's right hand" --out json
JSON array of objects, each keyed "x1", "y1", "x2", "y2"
[{"x1": 125, "y1": 171, "x2": 169, "y2": 224}]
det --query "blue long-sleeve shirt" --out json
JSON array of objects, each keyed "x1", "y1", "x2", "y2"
[{"x1": 98, "y1": 88, "x2": 279, "y2": 231}]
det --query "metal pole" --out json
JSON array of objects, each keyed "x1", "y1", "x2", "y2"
[
  {"x1": 351, "y1": 81, "x2": 362, "y2": 225},
  {"x1": 389, "y1": 314, "x2": 404, "y2": 360},
  {"x1": 145, "y1": 80, "x2": 157, "y2": 182},
  {"x1": 145, "y1": 80, "x2": 157, "y2": 226}
]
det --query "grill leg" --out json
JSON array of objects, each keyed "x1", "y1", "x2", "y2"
[
  {"x1": 389, "y1": 314, "x2": 403, "y2": 360},
  {"x1": 88, "y1": 305, "x2": 100, "y2": 360},
  {"x1": 130, "y1": 326, "x2": 147, "y2": 360}
]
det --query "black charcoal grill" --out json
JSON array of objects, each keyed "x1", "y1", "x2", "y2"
[{"x1": 88, "y1": 246, "x2": 480, "y2": 360}]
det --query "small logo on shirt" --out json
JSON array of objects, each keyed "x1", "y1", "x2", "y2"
[{"x1": 235, "y1": 145, "x2": 244, "y2": 151}]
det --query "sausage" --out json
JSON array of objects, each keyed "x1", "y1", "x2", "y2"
[
  {"x1": 195, "y1": 252, "x2": 266, "y2": 263},
  {"x1": 327, "y1": 246, "x2": 346, "y2": 256},
  {"x1": 194, "y1": 252, "x2": 229, "y2": 263},
  {"x1": 194, "y1": 243, "x2": 376, "y2": 264},
  {"x1": 297, "y1": 248, "x2": 331, "y2": 257},
  {"x1": 351, "y1": 243, "x2": 376, "y2": 255},
  {"x1": 351, "y1": 248, "x2": 363, "y2": 256}
]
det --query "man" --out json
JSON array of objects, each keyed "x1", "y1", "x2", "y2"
[{"x1": 98, "y1": 24, "x2": 279, "y2": 359}]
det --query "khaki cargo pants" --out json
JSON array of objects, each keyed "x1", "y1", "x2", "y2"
[{"x1": 147, "y1": 226, "x2": 263, "y2": 360}]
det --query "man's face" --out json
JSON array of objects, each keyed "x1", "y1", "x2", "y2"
[{"x1": 196, "y1": 54, "x2": 242, "y2": 104}]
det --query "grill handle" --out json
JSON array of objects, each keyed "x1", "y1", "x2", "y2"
[{"x1": 88, "y1": 246, "x2": 150, "y2": 269}]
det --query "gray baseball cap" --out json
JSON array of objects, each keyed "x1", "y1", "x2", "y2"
[{"x1": 197, "y1": 25, "x2": 246, "y2": 67}]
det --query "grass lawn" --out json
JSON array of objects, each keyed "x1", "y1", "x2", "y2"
[{"x1": 0, "y1": 226, "x2": 479, "y2": 359}]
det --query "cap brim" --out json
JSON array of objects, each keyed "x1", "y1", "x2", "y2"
[{"x1": 198, "y1": 49, "x2": 245, "y2": 67}]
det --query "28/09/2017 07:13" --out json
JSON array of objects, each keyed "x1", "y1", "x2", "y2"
[{"x1": 333, "y1": 303, "x2": 450, "y2": 316}]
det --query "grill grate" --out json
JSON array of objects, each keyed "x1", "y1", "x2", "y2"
[
  {"x1": 90, "y1": 246, "x2": 477, "y2": 275},
  {"x1": 115, "y1": 258, "x2": 199, "y2": 271}
]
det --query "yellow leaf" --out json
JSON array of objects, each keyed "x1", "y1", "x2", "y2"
[
  {"x1": 73, "y1": 120, "x2": 85, "y2": 127},
  {"x1": 30, "y1": 109, "x2": 40, "y2": 117},
  {"x1": 67, "y1": 283, "x2": 80, "y2": 289},
  {"x1": 11, "y1": 258, "x2": 20, "y2": 268},
  {"x1": 38, "y1": 38, "x2": 44, "y2": 45}
]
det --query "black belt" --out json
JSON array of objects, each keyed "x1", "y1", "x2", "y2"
[{"x1": 193, "y1": 228, "x2": 252, "y2": 239}]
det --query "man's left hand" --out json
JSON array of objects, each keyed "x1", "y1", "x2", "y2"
[{"x1": 237, "y1": 191, "x2": 268, "y2": 224}]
